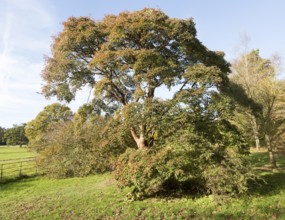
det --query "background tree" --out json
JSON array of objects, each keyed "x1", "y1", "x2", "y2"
[
  {"x1": 42, "y1": 8, "x2": 229, "y2": 149},
  {"x1": 257, "y1": 78, "x2": 285, "y2": 167},
  {"x1": 223, "y1": 81, "x2": 262, "y2": 146},
  {"x1": 36, "y1": 109, "x2": 135, "y2": 178},
  {"x1": 25, "y1": 103, "x2": 73, "y2": 151},
  {"x1": 4, "y1": 124, "x2": 28, "y2": 147},
  {"x1": 0, "y1": 126, "x2": 6, "y2": 145},
  {"x1": 230, "y1": 50, "x2": 285, "y2": 168},
  {"x1": 230, "y1": 50, "x2": 270, "y2": 150}
]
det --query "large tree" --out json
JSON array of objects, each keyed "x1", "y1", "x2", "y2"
[{"x1": 42, "y1": 9, "x2": 229, "y2": 149}]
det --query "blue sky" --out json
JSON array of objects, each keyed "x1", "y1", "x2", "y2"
[{"x1": 1, "y1": 0, "x2": 285, "y2": 128}]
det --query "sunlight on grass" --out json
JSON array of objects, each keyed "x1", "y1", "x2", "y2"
[
  {"x1": 250, "y1": 148, "x2": 285, "y2": 172},
  {"x1": 0, "y1": 146, "x2": 36, "y2": 161},
  {"x1": 0, "y1": 146, "x2": 37, "y2": 182},
  {"x1": 0, "y1": 151, "x2": 285, "y2": 219}
]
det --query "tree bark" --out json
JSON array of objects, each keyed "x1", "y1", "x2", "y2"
[
  {"x1": 130, "y1": 126, "x2": 147, "y2": 149},
  {"x1": 265, "y1": 134, "x2": 277, "y2": 168},
  {"x1": 254, "y1": 135, "x2": 260, "y2": 151},
  {"x1": 250, "y1": 116, "x2": 260, "y2": 151}
]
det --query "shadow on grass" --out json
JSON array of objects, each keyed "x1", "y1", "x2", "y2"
[
  {"x1": 250, "y1": 151, "x2": 285, "y2": 168},
  {"x1": 248, "y1": 150, "x2": 285, "y2": 195},
  {"x1": 0, "y1": 175, "x2": 39, "y2": 192},
  {"x1": 248, "y1": 171, "x2": 285, "y2": 196},
  {"x1": 250, "y1": 152, "x2": 270, "y2": 167}
]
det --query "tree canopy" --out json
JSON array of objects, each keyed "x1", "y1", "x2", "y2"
[
  {"x1": 42, "y1": 8, "x2": 230, "y2": 149},
  {"x1": 25, "y1": 103, "x2": 73, "y2": 150}
]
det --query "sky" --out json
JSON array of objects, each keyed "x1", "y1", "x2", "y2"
[{"x1": 1, "y1": 0, "x2": 285, "y2": 128}]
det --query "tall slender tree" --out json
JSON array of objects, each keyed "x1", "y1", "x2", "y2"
[{"x1": 230, "y1": 50, "x2": 285, "y2": 168}]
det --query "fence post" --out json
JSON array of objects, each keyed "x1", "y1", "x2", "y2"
[
  {"x1": 19, "y1": 161, "x2": 22, "y2": 177},
  {"x1": 0, "y1": 157, "x2": 36, "y2": 181}
]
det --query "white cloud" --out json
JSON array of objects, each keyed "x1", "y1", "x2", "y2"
[
  {"x1": 0, "y1": 0, "x2": 90, "y2": 127},
  {"x1": 0, "y1": 0, "x2": 56, "y2": 127}
]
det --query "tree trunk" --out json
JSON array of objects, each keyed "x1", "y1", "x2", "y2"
[
  {"x1": 130, "y1": 126, "x2": 147, "y2": 149},
  {"x1": 251, "y1": 116, "x2": 260, "y2": 151},
  {"x1": 254, "y1": 134, "x2": 260, "y2": 151},
  {"x1": 265, "y1": 134, "x2": 277, "y2": 168}
]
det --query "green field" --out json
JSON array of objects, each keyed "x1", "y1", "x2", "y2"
[
  {"x1": 0, "y1": 146, "x2": 37, "y2": 161},
  {"x1": 0, "y1": 150, "x2": 284, "y2": 219},
  {"x1": 0, "y1": 146, "x2": 37, "y2": 182}
]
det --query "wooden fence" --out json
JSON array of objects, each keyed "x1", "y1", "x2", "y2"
[{"x1": 0, "y1": 157, "x2": 37, "y2": 182}]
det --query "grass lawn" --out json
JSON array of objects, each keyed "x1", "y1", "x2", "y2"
[
  {"x1": 249, "y1": 149, "x2": 285, "y2": 169},
  {"x1": 0, "y1": 146, "x2": 36, "y2": 161},
  {"x1": 0, "y1": 146, "x2": 37, "y2": 182},
  {"x1": 0, "y1": 149, "x2": 284, "y2": 219}
]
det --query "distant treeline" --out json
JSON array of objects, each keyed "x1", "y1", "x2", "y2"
[{"x1": 0, "y1": 124, "x2": 28, "y2": 146}]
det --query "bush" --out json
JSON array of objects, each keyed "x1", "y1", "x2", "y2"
[
  {"x1": 114, "y1": 119, "x2": 254, "y2": 200},
  {"x1": 36, "y1": 116, "x2": 133, "y2": 178},
  {"x1": 37, "y1": 121, "x2": 107, "y2": 178},
  {"x1": 114, "y1": 147, "x2": 204, "y2": 200}
]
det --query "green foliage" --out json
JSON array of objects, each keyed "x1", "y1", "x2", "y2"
[
  {"x1": 25, "y1": 103, "x2": 73, "y2": 151},
  {"x1": 115, "y1": 94, "x2": 254, "y2": 199},
  {"x1": 38, "y1": 9, "x2": 254, "y2": 200},
  {"x1": 37, "y1": 121, "x2": 96, "y2": 178},
  {"x1": 0, "y1": 126, "x2": 6, "y2": 145},
  {"x1": 115, "y1": 145, "x2": 205, "y2": 200},
  {"x1": 42, "y1": 9, "x2": 229, "y2": 103},
  {"x1": 115, "y1": 138, "x2": 251, "y2": 200},
  {"x1": 42, "y1": 8, "x2": 230, "y2": 149},
  {"x1": 230, "y1": 50, "x2": 284, "y2": 144},
  {"x1": 36, "y1": 114, "x2": 134, "y2": 178},
  {"x1": 3, "y1": 124, "x2": 28, "y2": 146},
  {"x1": 230, "y1": 50, "x2": 285, "y2": 167}
]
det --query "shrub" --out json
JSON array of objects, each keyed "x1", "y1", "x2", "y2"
[
  {"x1": 37, "y1": 121, "x2": 107, "y2": 178},
  {"x1": 37, "y1": 116, "x2": 133, "y2": 178},
  {"x1": 114, "y1": 119, "x2": 254, "y2": 199}
]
